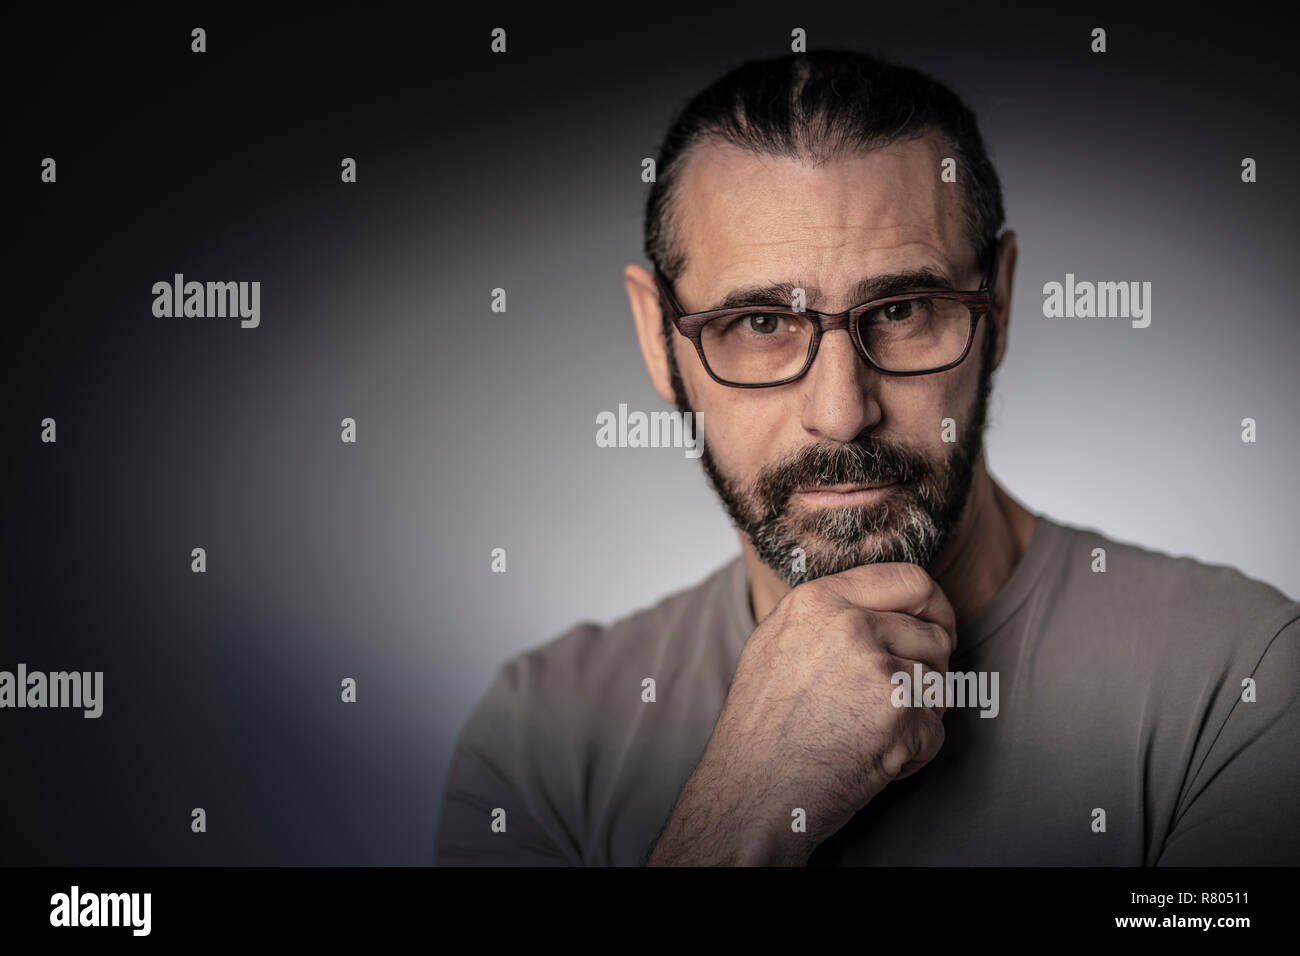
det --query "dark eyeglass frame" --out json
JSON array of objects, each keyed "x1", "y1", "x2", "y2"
[{"x1": 652, "y1": 246, "x2": 999, "y2": 388}]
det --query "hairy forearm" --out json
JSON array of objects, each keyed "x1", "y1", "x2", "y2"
[{"x1": 645, "y1": 756, "x2": 816, "y2": 866}]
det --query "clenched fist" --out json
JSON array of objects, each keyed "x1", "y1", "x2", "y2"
[{"x1": 647, "y1": 562, "x2": 957, "y2": 866}]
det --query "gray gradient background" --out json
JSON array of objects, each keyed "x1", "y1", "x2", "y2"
[{"x1": 3, "y1": 1, "x2": 1297, "y2": 864}]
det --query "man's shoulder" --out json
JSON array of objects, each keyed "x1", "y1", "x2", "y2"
[
  {"x1": 438, "y1": 557, "x2": 751, "y2": 864},
  {"x1": 1043, "y1": 515, "x2": 1300, "y2": 651},
  {"x1": 494, "y1": 554, "x2": 749, "y2": 705}
]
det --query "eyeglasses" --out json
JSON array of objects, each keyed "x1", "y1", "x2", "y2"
[{"x1": 653, "y1": 249, "x2": 998, "y2": 388}]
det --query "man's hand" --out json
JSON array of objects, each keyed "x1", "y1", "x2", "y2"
[{"x1": 647, "y1": 562, "x2": 956, "y2": 866}]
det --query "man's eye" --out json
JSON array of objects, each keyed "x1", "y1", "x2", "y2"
[
  {"x1": 739, "y1": 313, "x2": 781, "y2": 334},
  {"x1": 868, "y1": 298, "x2": 934, "y2": 325},
  {"x1": 881, "y1": 301, "x2": 916, "y2": 321}
]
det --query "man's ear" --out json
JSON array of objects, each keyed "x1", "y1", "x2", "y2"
[
  {"x1": 624, "y1": 263, "x2": 678, "y2": 405},
  {"x1": 990, "y1": 230, "x2": 1018, "y2": 371}
]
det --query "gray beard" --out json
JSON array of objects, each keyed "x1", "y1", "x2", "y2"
[
  {"x1": 702, "y1": 429, "x2": 981, "y2": 586},
  {"x1": 665, "y1": 324, "x2": 994, "y2": 587}
]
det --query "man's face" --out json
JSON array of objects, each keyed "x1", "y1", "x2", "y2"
[{"x1": 664, "y1": 133, "x2": 994, "y2": 586}]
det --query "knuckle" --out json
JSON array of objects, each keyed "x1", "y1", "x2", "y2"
[
  {"x1": 867, "y1": 647, "x2": 900, "y2": 680},
  {"x1": 786, "y1": 577, "x2": 828, "y2": 611},
  {"x1": 922, "y1": 705, "x2": 946, "y2": 736},
  {"x1": 931, "y1": 621, "x2": 957, "y2": 656},
  {"x1": 894, "y1": 562, "x2": 934, "y2": 597},
  {"x1": 923, "y1": 708, "x2": 947, "y2": 747},
  {"x1": 901, "y1": 706, "x2": 942, "y2": 755},
  {"x1": 852, "y1": 606, "x2": 879, "y2": 636}
]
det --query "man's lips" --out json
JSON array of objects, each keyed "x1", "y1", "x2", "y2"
[
  {"x1": 791, "y1": 480, "x2": 899, "y2": 504},
  {"x1": 794, "y1": 481, "x2": 897, "y2": 494}
]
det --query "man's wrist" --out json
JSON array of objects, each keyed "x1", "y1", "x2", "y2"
[{"x1": 647, "y1": 778, "x2": 820, "y2": 866}]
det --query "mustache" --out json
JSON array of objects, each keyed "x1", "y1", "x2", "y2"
[{"x1": 753, "y1": 436, "x2": 932, "y2": 514}]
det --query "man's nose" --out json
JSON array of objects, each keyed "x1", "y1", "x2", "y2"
[{"x1": 799, "y1": 329, "x2": 882, "y2": 442}]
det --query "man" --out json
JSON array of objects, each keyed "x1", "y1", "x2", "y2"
[{"x1": 435, "y1": 50, "x2": 1300, "y2": 865}]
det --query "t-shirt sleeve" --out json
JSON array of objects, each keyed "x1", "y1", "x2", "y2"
[
  {"x1": 434, "y1": 657, "x2": 583, "y2": 866},
  {"x1": 1156, "y1": 612, "x2": 1300, "y2": 865}
]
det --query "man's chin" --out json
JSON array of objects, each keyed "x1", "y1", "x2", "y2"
[
  {"x1": 791, "y1": 503, "x2": 897, "y2": 542},
  {"x1": 801, "y1": 540, "x2": 902, "y2": 572},
  {"x1": 760, "y1": 507, "x2": 947, "y2": 581},
  {"x1": 757, "y1": 530, "x2": 911, "y2": 584}
]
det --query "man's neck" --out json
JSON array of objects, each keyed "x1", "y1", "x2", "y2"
[{"x1": 742, "y1": 459, "x2": 1037, "y2": 626}]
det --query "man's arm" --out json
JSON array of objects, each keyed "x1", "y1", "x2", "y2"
[
  {"x1": 1156, "y1": 613, "x2": 1300, "y2": 865},
  {"x1": 646, "y1": 562, "x2": 955, "y2": 866}
]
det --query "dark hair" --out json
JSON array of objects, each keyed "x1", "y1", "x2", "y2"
[{"x1": 643, "y1": 49, "x2": 1004, "y2": 291}]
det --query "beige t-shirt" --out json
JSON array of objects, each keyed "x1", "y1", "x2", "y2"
[{"x1": 435, "y1": 513, "x2": 1300, "y2": 865}]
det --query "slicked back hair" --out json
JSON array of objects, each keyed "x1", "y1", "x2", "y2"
[{"x1": 643, "y1": 49, "x2": 1004, "y2": 305}]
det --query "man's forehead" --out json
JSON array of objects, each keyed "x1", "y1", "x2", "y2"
[{"x1": 672, "y1": 133, "x2": 970, "y2": 303}]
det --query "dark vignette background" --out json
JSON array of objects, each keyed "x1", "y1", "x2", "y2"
[{"x1": 3, "y1": 1, "x2": 1297, "y2": 864}]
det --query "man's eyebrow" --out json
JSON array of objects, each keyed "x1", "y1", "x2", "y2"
[{"x1": 709, "y1": 269, "x2": 956, "y2": 311}]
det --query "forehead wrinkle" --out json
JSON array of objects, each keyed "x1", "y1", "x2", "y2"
[
  {"x1": 704, "y1": 240, "x2": 959, "y2": 311},
  {"x1": 675, "y1": 140, "x2": 970, "y2": 310},
  {"x1": 708, "y1": 266, "x2": 960, "y2": 313}
]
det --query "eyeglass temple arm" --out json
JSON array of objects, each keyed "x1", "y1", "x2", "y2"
[
  {"x1": 652, "y1": 267, "x2": 687, "y2": 319},
  {"x1": 982, "y1": 242, "x2": 1000, "y2": 297}
]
